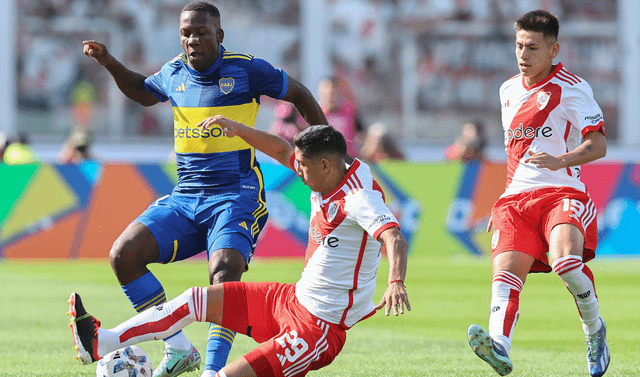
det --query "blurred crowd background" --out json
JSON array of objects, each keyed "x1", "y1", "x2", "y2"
[{"x1": 1, "y1": 0, "x2": 631, "y2": 163}]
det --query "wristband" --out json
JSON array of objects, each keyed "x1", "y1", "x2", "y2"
[{"x1": 388, "y1": 279, "x2": 404, "y2": 287}]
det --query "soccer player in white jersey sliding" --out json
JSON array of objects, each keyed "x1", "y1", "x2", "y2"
[
  {"x1": 68, "y1": 120, "x2": 411, "y2": 377},
  {"x1": 467, "y1": 9, "x2": 609, "y2": 377}
]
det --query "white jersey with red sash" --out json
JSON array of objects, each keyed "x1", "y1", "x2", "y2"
[
  {"x1": 292, "y1": 158, "x2": 399, "y2": 329},
  {"x1": 499, "y1": 63, "x2": 605, "y2": 198}
]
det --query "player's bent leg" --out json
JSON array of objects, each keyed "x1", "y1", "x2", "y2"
[
  {"x1": 204, "y1": 248, "x2": 247, "y2": 374},
  {"x1": 110, "y1": 222, "x2": 159, "y2": 286},
  {"x1": 67, "y1": 288, "x2": 208, "y2": 367},
  {"x1": 468, "y1": 324, "x2": 513, "y2": 376}
]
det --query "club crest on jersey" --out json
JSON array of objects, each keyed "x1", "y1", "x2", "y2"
[
  {"x1": 327, "y1": 201, "x2": 339, "y2": 222},
  {"x1": 219, "y1": 77, "x2": 234, "y2": 94},
  {"x1": 491, "y1": 230, "x2": 500, "y2": 250},
  {"x1": 536, "y1": 91, "x2": 551, "y2": 110}
]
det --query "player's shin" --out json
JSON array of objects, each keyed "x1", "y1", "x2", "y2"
[
  {"x1": 488, "y1": 271, "x2": 523, "y2": 355},
  {"x1": 97, "y1": 287, "x2": 208, "y2": 356},
  {"x1": 552, "y1": 256, "x2": 601, "y2": 334}
]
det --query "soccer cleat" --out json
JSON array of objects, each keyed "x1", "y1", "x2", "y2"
[
  {"x1": 67, "y1": 292, "x2": 101, "y2": 365},
  {"x1": 468, "y1": 324, "x2": 513, "y2": 376},
  {"x1": 153, "y1": 345, "x2": 202, "y2": 377},
  {"x1": 586, "y1": 317, "x2": 610, "y2": 377}
]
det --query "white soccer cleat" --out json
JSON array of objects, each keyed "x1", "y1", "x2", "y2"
[
  {"x1": 153, "y1": 345, "x2": 201, "y2": 377},
  {"x1": 468, "y1": 324, "x2": 513, "y2": 376}
]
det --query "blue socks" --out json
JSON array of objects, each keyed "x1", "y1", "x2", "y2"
[
  {"x1": 204, "y1": 324, "x2": 236, "y2": 372},
  {"x1": 122, "y1": 271, "x2": 166, "y2": 313}
]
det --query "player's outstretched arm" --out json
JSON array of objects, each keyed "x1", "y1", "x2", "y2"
[
  {"x1": 374, "y1": 227, "x2": 411, "y2": 316},
  {"x1": 282, "y1": 77, "x2": 328, "y2": 126},
  {"x1": 524, "y1": 130, "x2": 606, "y2": 170},
  {"x1": 82, "y1": 41, "x2": 159, "y2": 107},
  {"x1": 198, "y1": 115, "x2": 294, "y2": 167}
]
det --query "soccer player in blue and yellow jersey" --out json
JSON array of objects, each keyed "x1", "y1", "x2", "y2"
[{"x1": 82, "y1": 2, "x2": 328, "y2": 376}]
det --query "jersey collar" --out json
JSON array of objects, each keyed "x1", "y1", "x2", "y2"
[
  {"x1": 322, "y1": 158, "x2": 362, "y2": 202},
  {"x1": 185, "y1": 45, "x2": 226, "y2": 77},
  {"x1": 522, "y1": 62, "x2": 563, "y2": 90}
]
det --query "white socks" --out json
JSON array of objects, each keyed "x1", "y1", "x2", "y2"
[
  {"x1": 552, "y1": 255, "x2": 601, "y2": 335},
  {"x1": 488, "y1": 271, "x2": 523, "y2": 355},
  {"x1": 97, "y1": 287, "x2": 207, "y2": 357},
  {"x1": 201, "y1": 370, "x2": 227, "y2": 377}
]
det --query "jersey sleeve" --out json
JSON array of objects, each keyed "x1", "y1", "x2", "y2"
[
  {"x1": 563, "y1": 82, "x2": 605, "y2": 137},
  {"x1": 346, "y1": 190, "x2": 399, "y2": 240},
  {"x1": 143, "y1": 57, "x2": 180, "y2": 102},
  {"x1": 246, "y1": 57, "x2": 289, "y2": 100}
]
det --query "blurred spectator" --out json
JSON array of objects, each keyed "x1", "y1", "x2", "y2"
[
  {"x1": 57, "y1": 126, "x2": 92, "y2": 164},
  {"x1": 318, "y1": 75, "x2": 364, "y2": 157},
  {"x1": 3, "y1": 133, "x2": 39, "y2": 165},
  {"x1": 0, "y1": 132, "x2": 9, "y2": 161},
  {"x1": 360, "y1": 122, "x2": 404, "y2": 163},
  {"x1": 445, "y1": 120, "x2": 486, "y2": 162},
  {"x1": 270, "y1": 102, "x2": 307, "y2": 144}
]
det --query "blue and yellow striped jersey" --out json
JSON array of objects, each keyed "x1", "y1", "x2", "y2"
[{"x1": 144, "y1": 46, "x2": 289, "y2": 197}]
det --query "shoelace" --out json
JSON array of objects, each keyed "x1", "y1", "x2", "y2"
[{"x1": 585, "y1": 333, "x2": 601, "y2": 362}]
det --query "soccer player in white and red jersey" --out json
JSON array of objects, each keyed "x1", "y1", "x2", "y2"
[
  {"x1": 467, "y1": 10, "x2": 609, "y2": 377},
  {"x1": 68, "y1": 119, "x2": 411, "y2": 377}
]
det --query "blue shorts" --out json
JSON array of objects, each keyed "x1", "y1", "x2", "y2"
[{"x1": 134, "y1": 193, "x2": 268, "y2": 265}]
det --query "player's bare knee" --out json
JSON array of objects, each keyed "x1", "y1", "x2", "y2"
[
  {"x1": 208, "y1": 249, "x2": 246, "y2": 284},
  {"x1": 109, "y1": 225, "x2": 158, "y2": 275}
]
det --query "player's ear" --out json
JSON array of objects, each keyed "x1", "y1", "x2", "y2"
[
  {"x1": 320, "y1": 157, "x2": 331, "y2": 173},
  {"x1": 217, "y1": 28, "x2": 224, "y2": 44},
  {"x1": 550, "y1": 41, "x2": 559, "y2": 59}
]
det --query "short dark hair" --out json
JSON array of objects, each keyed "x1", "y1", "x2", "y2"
[
  {"x1": 182, "y1": 1, "x2": 220, "y2": 19},
  {"x1": 514, "y1": 9, "x2": 559, "y2": 41},
  {"x1": 293, "y1": 125, "x2": 347, "y2": 159}
]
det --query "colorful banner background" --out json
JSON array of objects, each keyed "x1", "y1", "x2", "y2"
[{"x1": 1, "y1": 160, "x2": 637, "y2": 259}]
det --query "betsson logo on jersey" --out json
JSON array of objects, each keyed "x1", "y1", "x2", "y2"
[
  {"x1": 174, "y1": 125, "x2": 224, "y2": 139},
  {"x1": 507, "y1": 123, "x2": 553, "y2": 142}
]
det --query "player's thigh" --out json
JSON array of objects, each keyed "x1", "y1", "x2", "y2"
[
  {"x1": 243, "y1": 314, "x2": 346, "y2": 377},
  {"x1": 136, "y1": 195, "x2": 207, "y2": 264},
  {"x1": 217, "y1": 281, "x2": 284, "y2": 338},
  {"x1": 548, "y1": 223, "x2": 585, "y2": 264},
  {"x1": 491, "y1": 197, "x2": 546, "y2": 260}
]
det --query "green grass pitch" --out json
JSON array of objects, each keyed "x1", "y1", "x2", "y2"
[{"x1": 0, "y1": 252, "x2": 638, "y2": 376}]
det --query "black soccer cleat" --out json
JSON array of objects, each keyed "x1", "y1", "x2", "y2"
[{"x1": 67, "y1": 292, "x2": 101, "y2": 364}]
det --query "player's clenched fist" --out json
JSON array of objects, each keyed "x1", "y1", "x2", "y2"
[{"x1": 83, "y1": 40, "x2": 110, "y2": 66}]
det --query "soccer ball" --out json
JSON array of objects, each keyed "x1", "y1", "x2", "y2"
[{"x1": 96, "y1": 346, "x2": 153, "y2": 377}]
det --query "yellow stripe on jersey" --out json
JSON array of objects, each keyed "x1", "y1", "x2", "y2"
[
  {"x1": 222, "y1": 51, "x2": 253, "y2": 60},
  {"x1": 173, "y1": 100, "x2": 260, "y2": 154},
  {"x1": 251, "y1": 159, "x2": 268, "y2": 236}
]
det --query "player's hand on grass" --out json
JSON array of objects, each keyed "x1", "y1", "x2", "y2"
[
  {"x1": 83, "y1": 41, "x2": 111, "y2": 66},
  {"x1": 524, "y1": 149, "x2": 563, "y2": 171},
  {"x1": 375, "y1": 281, "x2": 411, "y2": 316}
]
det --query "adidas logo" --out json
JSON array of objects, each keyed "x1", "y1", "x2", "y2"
[
  {"x1": 239, "y1": 221, "x2": 248, "y2": 230},
  {"x1": 175, "y1": 82, "x2": 186, "y2": 92}
]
